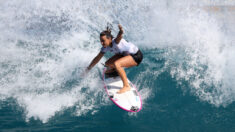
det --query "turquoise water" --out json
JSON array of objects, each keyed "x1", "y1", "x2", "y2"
[{"x1": 1, "y1": 0, "x2": 235, "y2": 131}]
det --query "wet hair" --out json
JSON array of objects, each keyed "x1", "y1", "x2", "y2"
[{"x1": 100, "y1": 26, "x2": 114, "y2": 39}]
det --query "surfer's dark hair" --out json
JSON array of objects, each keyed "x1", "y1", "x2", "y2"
[{"x1": 100, "y1": 26, "x2": 114, "y2": 39}]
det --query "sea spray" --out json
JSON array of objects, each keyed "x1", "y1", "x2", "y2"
[{"x1": 0, "y1": 0, "x2": 234, "y2": 123}]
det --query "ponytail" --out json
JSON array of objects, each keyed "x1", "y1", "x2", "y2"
[{"x1": 100, "y1": 25, "x2": 114, "y2": 39}]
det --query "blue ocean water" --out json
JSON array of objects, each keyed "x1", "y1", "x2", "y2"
[{"x1": 1, "y1": 0, "x2": 235, "y2": 131}]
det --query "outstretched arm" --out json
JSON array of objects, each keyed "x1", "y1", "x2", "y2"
[
  {"x1": 114, "y1": 24, "x2": 124, "y2": 44},
  {"x1": 86, "y1": 51, "x2": 104, "y2": 71}
]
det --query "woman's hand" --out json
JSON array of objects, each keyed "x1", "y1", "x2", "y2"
[{"x1": 118, "y1": 24, "x2": 124, "y2": 34}]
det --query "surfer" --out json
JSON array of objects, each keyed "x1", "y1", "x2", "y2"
[{"x1": 86, "y1": 24, "x2": 143, "y2": 94}]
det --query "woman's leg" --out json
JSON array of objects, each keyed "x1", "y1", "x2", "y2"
[
  {"x1": 114, "y1": 55, "x2": 137, "y2": 94},
  {"x1": 105, "y1": 54, "x2": 123, "y2": 73}
]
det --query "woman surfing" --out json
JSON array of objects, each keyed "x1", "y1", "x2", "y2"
[{"x1": 86, "y1": 24, "x2": 143, "y2": 94}]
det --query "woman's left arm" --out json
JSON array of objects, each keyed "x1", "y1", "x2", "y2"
[{"x1": 114, "y1": 24, "x2": 124, "y2": 44}]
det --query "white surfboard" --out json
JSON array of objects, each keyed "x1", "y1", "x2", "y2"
[{"x1": 102, "y1": 68, "x2": 142, "y2": 112}]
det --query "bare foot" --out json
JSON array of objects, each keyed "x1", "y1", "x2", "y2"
[{"x1": 117, "y1": 86, "x2": 131, "y2": 94}]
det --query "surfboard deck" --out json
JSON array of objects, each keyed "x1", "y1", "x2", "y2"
[{"x1": 102, "y1": 68, "x2": 142, "y2": 112}]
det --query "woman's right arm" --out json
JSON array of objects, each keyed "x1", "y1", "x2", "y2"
[
  {"x1": 114, "y1": 24, "x2": 124, "y2": 44},
  {"x1": 87, "y1": 51, "x2": 104, "y2": 71}
]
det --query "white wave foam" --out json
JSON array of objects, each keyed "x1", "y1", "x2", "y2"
[
  {"x1": 134, "y1": 0, "x2": 235, "y2": 106},
  {"x1": 0, "y1": 0, "x2": 155, "y2": 122},
  {"x1": 0, "y1": 0, "x2": 234, "y2": 123},
  {"x1": 0, "y1": 1, "x2": 110, "y2": 122},
  {"x1": 151, "y1": 4, "x2": 235, "y2": 106}
]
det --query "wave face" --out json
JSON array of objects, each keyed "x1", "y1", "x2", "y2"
[{"x1": 0, "y1": 0, "x2": 235, "y2": 131}]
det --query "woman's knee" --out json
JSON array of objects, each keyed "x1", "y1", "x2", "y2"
[
  {"x1": 105, "y1": 61, "x2": 114, "y2": 68},
  {"x1": 114, "y1": 61, "x2": 121, "y2": 68},
  {"x1": 105, "y1": 57, "x2": 114, "y2": 66},
  {"x1": 105, "y1": 61, "x2": 109, "y2": 66}
]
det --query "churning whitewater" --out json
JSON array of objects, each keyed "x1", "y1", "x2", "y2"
[{"x1": 0, "y1": 0, "x2": 235, "y2": 130}]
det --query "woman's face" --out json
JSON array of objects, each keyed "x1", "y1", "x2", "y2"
[{"x1": 100, "y1": 35, "x2": 111, "y2": 47}]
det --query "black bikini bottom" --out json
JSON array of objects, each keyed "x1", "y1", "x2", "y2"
[{"x1": 130, "y1": 50, "x2": 143, "y2": 66}]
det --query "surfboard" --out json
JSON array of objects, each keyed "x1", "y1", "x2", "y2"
[{"x1": 102, "y1": 68, "x2": 142, "y2": 112}]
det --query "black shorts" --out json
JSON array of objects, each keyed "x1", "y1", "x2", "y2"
[{"x1": 131, "y1": 50, "x2": 143, "y2": 66}]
